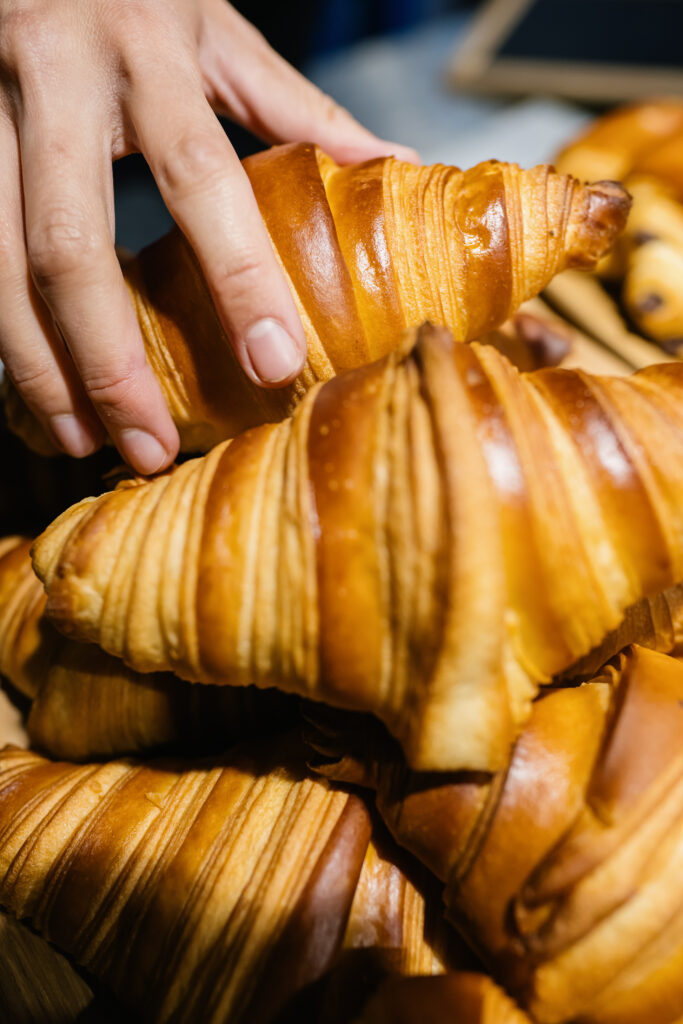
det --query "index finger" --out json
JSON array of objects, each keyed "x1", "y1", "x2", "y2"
[{"x1": 131, "y1": 75, "x2": 306, "y2": 388}]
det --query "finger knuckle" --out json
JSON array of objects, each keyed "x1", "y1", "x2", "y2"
[
  {"x1": 113, "y1": 0, "x2": 166, "y2": 39},
  {"x1": 114, "y1": 3, "x2": 187, "y2": 78},
  {"x1": 0, "y1": 8, "x2": 36, "y2": 66},
  {"x1": 82, "y1": 358, "x2": 145, "y2": 411},
  {"x1": 319, "y1": 91, "x2": 349, "y2": 126},
  {"x1": 27, "y1": 212, "x2": 104, "y2": 286},
  {"x1": 9, "y1": 358, "x2": 59, "y2": 403},
  {"x1": 156, "y1": 130, "x2": 228, "y2": 197},
  {"x1": 0, "y1": 9, "x2": 61, "y2": 73},
  {"x1": 210, "y1": 253, "x2": 264, "y2": 301}
]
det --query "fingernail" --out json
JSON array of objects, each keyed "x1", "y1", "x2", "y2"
[
  {"x1": 118, "y1": 428, "x2": 168, "y2": 476},
  {"x1": 50, "y1": 414, "x2": 99, "y2": 458},
  {"x1": 244, "y1": 319, "x2": 303, "y2": 384}
]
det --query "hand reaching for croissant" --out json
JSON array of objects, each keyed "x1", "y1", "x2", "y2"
[{"x1": 0, "y1": 0, "x2": 417, "y2": 474}]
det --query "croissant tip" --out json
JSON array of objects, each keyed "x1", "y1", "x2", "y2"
[
  {"x1": 588, "y1": 179, "x2": 633, "y2": 219},
  {"x1": 567, "y1": 179, "x2": 633, "y2": 269}
]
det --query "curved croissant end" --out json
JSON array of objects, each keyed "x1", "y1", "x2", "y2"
[
  {"x1": 7, "y1": 144, "x2": 630, "y2": 455},
  {"x1": 0, "y1": 537, "x2": 54, "y2": 700},
  {"x1": 32, "y1": 326, "x2": 683, "y2": 772},
  {"x1": 0, "y1": 535, "x2": 296, "y2": 761},
  {"x1": 0, "y1": 738, "x2": 456, "y2": 1023},
  {"x1": 310, "y1": 645, "x2": 683, "y2": 1024}
]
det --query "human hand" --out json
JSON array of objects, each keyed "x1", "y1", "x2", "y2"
[{"x1": 0, "y1": 0, "x2": 418, "y2": 473}]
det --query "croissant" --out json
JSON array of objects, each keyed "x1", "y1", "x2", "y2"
[
  {"x1": 5, "y1": 144, "x2": 629, "y2": 455},
  {"x1": 308, "y1": 644, "x2": 683, "y2": 1023},
  {"x1": 0, "y1": 536, "x2": 295, "y2": 761},
  {"x1": 0, "y1": 736, "x2": 465, "y2": 1024},
  {"x1": 4, "y1": 524, "x2": 682, "y2": 763},
  {"x1": 32, "y1": 324, "x2": 683, "y2": 772},
  {"x1": 6, "y1": 524, "x2": 682, "y2": 762}
]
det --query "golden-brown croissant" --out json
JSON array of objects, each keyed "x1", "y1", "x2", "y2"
[
  {"x1": 0, "y1": 537, "x2": 295, "y2": 761},
  {"x1": 6, "y1": 144, "x2": 629, "y2": 455},
  {"x1": 0, "y1": 736, "x2": 461, "y2": 1024},
  {"x1": 308, "y1": 644, "x2": 683, "y2": 1024},
  {"x1": 32, "y1": 325, "x2": 683, "y2": 772},
  {"x1": 6, "y1": 520, "x2": 681, "y2": 762}
]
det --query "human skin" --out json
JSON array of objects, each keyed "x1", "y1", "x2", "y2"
[{"x1": 0, "y1": 0, "x2": 417, "y2": 473}]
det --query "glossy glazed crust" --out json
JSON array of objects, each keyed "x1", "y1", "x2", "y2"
[
  {"x1": 0, "y1": 738, "x2": 451, "y2": 1024},
  {"x1": 7, "y1": 144, "x2": 629, "y2": 455},
  {"x1": 0, "y1": 536, "x2": 295, "y2": 760},
  {"x1": 310, "y1": 645, "x2": 683, "y2": 1024},
  {"x1": 32, "y1": 326, "x2": 683, "y2": 772}
]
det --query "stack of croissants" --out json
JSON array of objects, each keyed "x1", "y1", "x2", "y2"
[
  {"x1": 556, "y1": 98, "x2": 683, "y2": 354},
  {"x1": 2, "y1": 114, "x2": 683, "y2": 1024}
]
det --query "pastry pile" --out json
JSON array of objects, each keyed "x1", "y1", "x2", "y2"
[
  {"x1": 2, "y1": 141, "x2": 682, "y2": 1022},
  {"x1": 556, "y1": 99, "x2": 683, "y2": 357}
]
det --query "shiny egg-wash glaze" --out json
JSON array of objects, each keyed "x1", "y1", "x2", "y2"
[
  {"x1": 32, "y1": 326, "x2": 683, "y2": 772},
  {"x1": 4, "y1": 525, "x2": 683, "y2": 760},
  {"x1": 6, "y1": 143, "x2": 629, "y2": 454},
  {"x1": 0, "y1": 735, "x2": 465, "y2": 1024},
  {"x1": 308, "y1": 645, "x2": 683, "y2": 1024}
]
